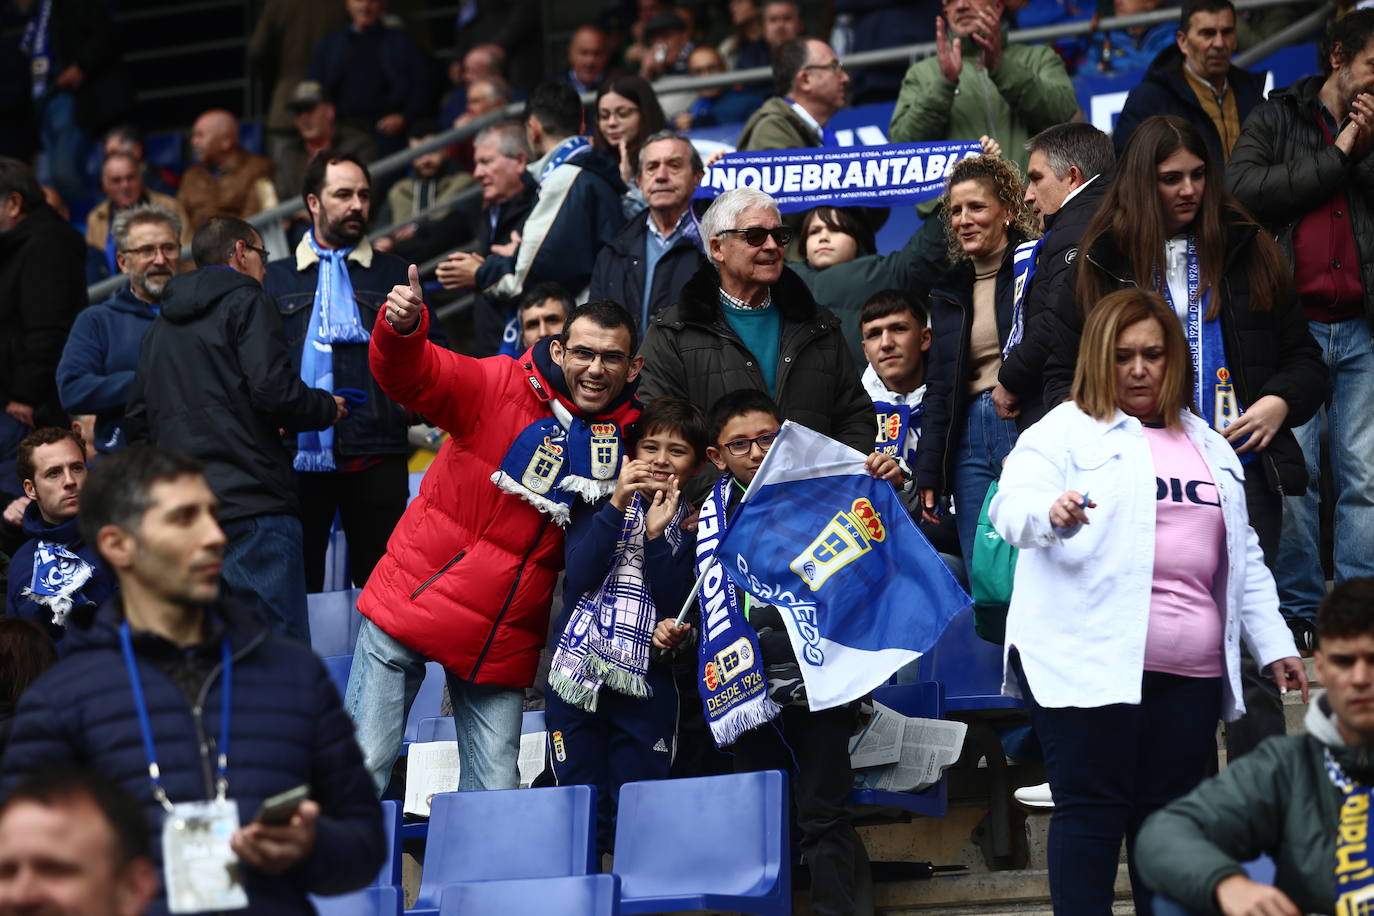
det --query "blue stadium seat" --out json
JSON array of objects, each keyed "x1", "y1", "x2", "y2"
[
  {"x1": 322, "y1": 655, "x2": 352, "y2": 699},
  {"x1": 307, "y1": 588, "x2": 365, "y2": 657},
  {"x1": 416, "y1": 710, "x2": 546, "y2": 743},
  {"x1": 922, "y1": 606, "x2": 1022, "y2": 711},
  {"x1": 408, "y1": 471, "x2": 425, "y2": 504},
  {"x1": 375, "y1": 800, "x2": 402, "y2": 887},
  {"x1": 850, "y1": 681, "x2": 948, "y2": 817},
  {"x1": 1152, "y1": 855, "x2": 1277, "y2": 915},
  {"x1": 411, "y1": 785, "x2": 598, "y2": 913},
  {"x1": 321, "y1": 512, "x2": 351, "y2": 591},
  {"x1": 438, "y1": 874, "x2": 619, "y2": 916},
  {"x1": 402, "y1": 663, "x2": 447, "y2": 750},
  {"x1": 614, "y1": 770, "x2": 790, "y2": 916},
  {"x1": 310, "y1": 885, "x2": 401, "y2": 916}
]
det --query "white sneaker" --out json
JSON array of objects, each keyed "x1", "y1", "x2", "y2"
[{"x1": 1014, "y1": 782, "x2": 1054, "y2": 810}]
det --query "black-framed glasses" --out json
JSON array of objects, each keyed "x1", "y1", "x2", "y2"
[
  {"x1": 719, "y1": 431, "x2": 778, "y2": 457},
  {"x1": 246, "y1": 244, "x2": 270, "y2": 261},
  {"x1": 716, "y1": 226, "x2": 794, "y2": 247},
  {"x1": 121, "y1": 243, "x2": 181, "y2": 259},
  {"x1": 563, "y1": 346, "x2": 630, "y2": 371},
  {"x1": 802, "y1": 60, "x2": 845, "y2": 74}
]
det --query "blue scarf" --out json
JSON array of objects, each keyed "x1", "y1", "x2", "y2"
[
  {"x1": 1159, "y1": 234, "x2": 1254, "y2": 464},
  {"x1": 873, "y1": 401, "x2": 923, "y2": 465},
  {"x1": 538, "y1": 136, "x2": 591, "y2": 183},
  {"x1": 294, "y1": 235, "x2": 370, "y2": 472},
  {"x1": 1324, "y1": 748, "x2": 1374, "y2": 910},
  {"x1": 19, "y1": 0, "x2": 52, "y2": 100},
  {"x1": 1004, "y1": 235, "x2": 1045, "y2": 358},
  {"x1": 492, "y1": 396, "x2": 625, "y2": 526},
  {"x1": 695, "y1": 476, "x2": 780, "y2": 746},
  {"x1": 23, "y1": 540, "x2": 93, "y2": 627}
]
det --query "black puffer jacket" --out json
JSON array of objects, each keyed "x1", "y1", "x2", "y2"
[
  {"x1": 125, "y1": 268, "x2": 338, "y2": 521},
  {"x1": 638, "y1": 263, "x2": 873, "y2": 454},
  {"x1": 998, "y1": 177, "x2": 1108, "y2": 430},
  {"x1": 1226, "y1": 74, "x2": 1374, "y2": 321},
  {"x1": 915, "y1": 234, "x2": 1024, "y2": 498},
  {"x1": 1040, "y1": 212, "x2": 1326, "y2": 495}
]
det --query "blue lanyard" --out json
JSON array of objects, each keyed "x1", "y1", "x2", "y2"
[{"x1": 119, "y1": 620, "x2": 233, "y2": 810}]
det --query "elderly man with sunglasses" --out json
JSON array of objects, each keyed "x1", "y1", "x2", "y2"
[{"x1": 638, "y1": 188, "x2": 877, "y2": 471}]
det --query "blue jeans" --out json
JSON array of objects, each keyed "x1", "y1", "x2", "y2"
[
  {"x1": 953, "y1": 391, "x2": 1020, "y2": 566},
  {"x1": 345, "y1": 618, "x2": 523, "y2": 795},
  {"x1": 220, "y1": 514, "x2": 309, "y2": 643},
  {"x1": 36, "y1": 90, "x2": 90, "y2": 206},
  {"x1": 1276, "y1": 316, "x2": 1374, "y2": 621},
  {"x1": 1014, "y1": 654, "x2": 1222, "y2": 916}
]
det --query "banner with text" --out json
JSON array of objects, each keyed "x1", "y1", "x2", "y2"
[{"x1": 693, "y1": 141, "x2": 982, "y2": 213}]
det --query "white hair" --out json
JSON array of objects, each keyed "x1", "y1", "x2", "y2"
[{"x1": 699, "y1": 188, "x2": 781, "y2": 249}]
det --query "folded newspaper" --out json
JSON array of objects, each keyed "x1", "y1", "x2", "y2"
[
  {"x1": 850, "y1": 701, "x2": 967, "y2": 793},
  {"x1": 403, "y1": 731, "x2": 549, "y2": 817}
]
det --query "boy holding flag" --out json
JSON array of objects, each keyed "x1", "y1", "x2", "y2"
[{"x1": 655, "y1": 389, "x2": 900, "y2": 916}]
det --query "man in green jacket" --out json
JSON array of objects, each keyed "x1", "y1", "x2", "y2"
[
  {"x1": 888, "y1": 0, "x2": 1078, "y2": 175},
  {"x1": 1135, "y1": 577, "x2": 1374, "y2": 916}
]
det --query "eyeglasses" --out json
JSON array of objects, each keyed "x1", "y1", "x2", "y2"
[
  {"x1": 563, "y1": 346, "x2": 630, "y2": 371},
  {"x1": 802, "y1": 60, "x2": 845, "y2": 74},
  {"x1": 716, "y1": 226, "x2": 794, "y2": 247},
  {"x1": 121, "y1": 243, "x2": 180, "y2": 259},
  {"x1": 719, "y1": 431, "x2": 778, "y2": 457},
  {"x1": 245, "y1": 244, "x2": 270, "y2": 261}
]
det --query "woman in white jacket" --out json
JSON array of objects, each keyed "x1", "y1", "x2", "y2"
[{"x1": 989, "y1": 288, "x2": 1307, "y2": 916}]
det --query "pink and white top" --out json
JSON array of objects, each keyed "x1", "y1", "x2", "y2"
[{"x1": 1141, "y1": 423, "x2": 1227, "y2": 678}]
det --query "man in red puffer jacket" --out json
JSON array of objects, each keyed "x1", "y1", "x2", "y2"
[{"x1": 348, "y1": 265, "x2": 642, "y2": 793}]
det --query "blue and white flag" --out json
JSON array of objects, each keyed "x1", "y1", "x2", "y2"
[
  {"x1": 694, "y1": 141, "x2": 982, "y2": 214},
  {"x1": 713, "y1": 422, "x2": 971, "y2": 710}
]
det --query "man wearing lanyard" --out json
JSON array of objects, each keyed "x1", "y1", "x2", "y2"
[
  {"x1": 1134, "y1": 577, "x2": 1374, "y2": 916},
  {"x1": 1, "y1": 446, "x2": 384, "y2": 914}
]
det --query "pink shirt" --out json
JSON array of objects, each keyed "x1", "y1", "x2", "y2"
[{"x1": 1141, "y1": 424, "x2": 1226, "y2": 678}]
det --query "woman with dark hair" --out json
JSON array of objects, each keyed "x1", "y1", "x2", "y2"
[
  {"x1": 789, "y1": 205, "x2": 945, "y2": 366},
  {"x1": 914, "y1": 155, "x2": 1040, "y2": 565},
  {"x1": 592, "y1": 74, "x2": 668, "y2": 190},
  {"x1": 1057, "y1": 114, "x2": 1325, "y2": 571},
  {"x1": 0, "y1": 619, "x2": 58, "y2": 755},
  {"x1": 992, "y1": 287, "x2": 1305, "y2": 916}
]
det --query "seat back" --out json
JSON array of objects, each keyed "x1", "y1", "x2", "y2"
[
  {"x1": 310, "y1": 885, "x2": 401, "y2": 916},
  {"x1": 438, "y1": 874, "x2": 619, "y2": 916},
  {"x1": 375, "y1": 800, "x2": 401, "y2": 887},
  {"x1": 922, "y1": 606, "x2": 1021, "y2": 710},
  {"x1": 322, "y1": 655, "x2": 352, "y2": 699},
  {"x1": 414, "y1": 785, "x2": 598, "y2": 908},
  {"x1": 307, "y1": 588, "x2": 365, "y2": 657},
  {"x1": 850, "y1": 681, "x2": 948, "y2": 816},
  {"x1": 402, "y1": 663, "x2": 447, "y2": 747},
  {"x1": 613, "y1": 770, "x2": 789, "y2": 913}
]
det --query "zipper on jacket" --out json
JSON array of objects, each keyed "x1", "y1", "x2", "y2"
[
  {"x1": 468, "y1": 518, "x2": 552, "y2": 680},
  {"x1": 929, "y1": 291, "x2": 970, "y2": 497},
  {"x1": 411, "y1": 551, "x2": 467, "y2": 600},
  {"x1": 772, "y1": 318, "x2": 834, "y2": 398},
  {"x1": 190, "y1": 627, "x2": 268, "y2": 800}
]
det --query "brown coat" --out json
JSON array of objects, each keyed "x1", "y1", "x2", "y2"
[
  {"x1": 177, "y1": 151, "x2": 277, "y2": 232},
  {"x1": 84, "y1": 190, "x2": 193, "y2": 251}
]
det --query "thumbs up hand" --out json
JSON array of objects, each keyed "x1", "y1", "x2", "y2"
[{"x1": 386, "y1": 264, "x2": 424, "y2": 335}]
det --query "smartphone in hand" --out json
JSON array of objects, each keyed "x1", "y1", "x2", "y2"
[{"x1": 254, "y1": 784, "x2": 310, "y2": 826}]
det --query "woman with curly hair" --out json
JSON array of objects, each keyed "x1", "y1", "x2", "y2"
[{"x1": 914, "y1": 154, "x2": 1039, "y2": 564}]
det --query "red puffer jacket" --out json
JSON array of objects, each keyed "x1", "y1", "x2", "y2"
[{"x1": 362, "y1": 308, "x2": 637, "y2": 687}]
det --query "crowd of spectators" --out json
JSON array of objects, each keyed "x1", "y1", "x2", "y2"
[{"x1": 1, "y1": 0, "x2": 1372, "y2": 913}]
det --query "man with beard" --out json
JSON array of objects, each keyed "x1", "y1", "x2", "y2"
[
  {"x1": 57, "y1": 206, "x2": 182, "y2": 455},
  {"x1": 264, "y1": 151, "x2": 446, "y2": 592}
]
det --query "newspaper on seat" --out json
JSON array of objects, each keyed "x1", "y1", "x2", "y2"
[
  {"x1": 403, "y1": 731, "x2": 550, "y2": 817},
  {"x1": 849, "y1": 701, "x2": 967, "y2": 793}
]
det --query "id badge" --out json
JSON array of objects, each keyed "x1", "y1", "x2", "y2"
[{"x1": 162, "y1": 799, "x2": 249, "y2": 913}]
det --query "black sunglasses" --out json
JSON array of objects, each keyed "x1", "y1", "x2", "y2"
[{"x1": 716, "y1": 226, "x2": 794, "y2": 247}]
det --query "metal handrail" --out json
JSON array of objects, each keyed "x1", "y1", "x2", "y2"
[
  {"x1": 82, "y1": 0, "x2": 1316, "y2": 302},
  {"x1": 1235, "y1": 1, "x2": 1332, "y2": 69}
]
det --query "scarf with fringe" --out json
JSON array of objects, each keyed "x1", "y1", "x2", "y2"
[{"x1": 548, "y1": 492, "x2": 686, "y2": 711}]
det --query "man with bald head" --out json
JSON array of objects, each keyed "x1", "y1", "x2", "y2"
[
  {"x1": 86, "y1": 153, "x2": 190, "y2": 275},
  {"x1": 564, "y1": 25, "x2": 611, "y2": 94},
  {"x1": 176, "y1": 109, "x2": 277, "y2": 232}
]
